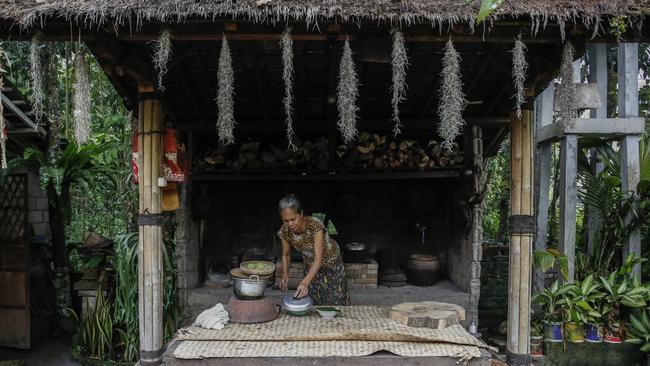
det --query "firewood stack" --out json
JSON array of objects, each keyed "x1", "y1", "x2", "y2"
[
  {"x1": 197, "y1": 133, "x2": 463, "y2": 172},
  {"x1": 336, "y1": 132, "x2": 464, "y2": 170}
]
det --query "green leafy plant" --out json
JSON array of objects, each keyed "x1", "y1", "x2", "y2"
[
  {"x1": 311, "y1": 212, "x2": 338, "y2": 236},
  {"x1": 533, "y1": 280, "x2": 570, "y2": 324},
  {"x1": 533, "y1": 248, "x2": 569, "y2": 281},
  {"x1": 531, "y1": 320, "x2": 543, "y2": 337},
  {"x1": 565, "y1": 275, "x2": 606, "y2": 325},
  {"x1": 69, "y1": 288, "x2": 113, "y2": 360},
  {"x1": 627, "y1": 309, "x2": 650, "y2": 352},
  {"x1": 599, "y1": 271, "x2": 647, "y2": 324}
]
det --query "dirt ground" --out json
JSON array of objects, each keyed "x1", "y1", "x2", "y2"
[{"x1": 0, "y1": 336, "x2": 79, "y2": 366}]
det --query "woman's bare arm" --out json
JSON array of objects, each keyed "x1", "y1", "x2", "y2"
[{"x1": 295, "y1": 229, "x2": 324, "y2": 298}]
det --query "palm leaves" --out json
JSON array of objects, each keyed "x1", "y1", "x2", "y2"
[{"x1": 628, "y1": 309, "x2": 650, "y2": 352}]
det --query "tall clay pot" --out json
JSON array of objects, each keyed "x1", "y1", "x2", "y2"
[{"x1": 407, "y1": 254, "x2": 440, "y2": 286}]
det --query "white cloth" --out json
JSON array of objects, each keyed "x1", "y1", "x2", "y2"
[{"x1": 194, "y1": 304, "x2": 229, "y2": 330}]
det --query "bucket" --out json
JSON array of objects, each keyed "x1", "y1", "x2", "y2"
[
  {"x1": 585, "y1": 323, "x2": 603, "y2": 343},
  {"x1": 544, "y1": 322, "x2": 563, "y2": 342},
  {"x1": 565, "y1": 322, "x2": 585, "y2": 342},
  {"x1": 530, "y1": 335, "x2": 544, "y2": 356},
  {"x1": 604, "y1": 322, "x2": 623, "y2": 343}
]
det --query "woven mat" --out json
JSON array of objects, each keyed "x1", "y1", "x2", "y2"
[
  {"x1": 177, "y1": 306, "x2": 489, "y2": 348},
  {"x1": 172, "y1": 340, "x2": 482, "y2": 361}
]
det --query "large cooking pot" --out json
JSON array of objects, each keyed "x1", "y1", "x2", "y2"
[
  {"x1": 343, "y1": 242, "x2": 367, "y2": 263},
  {"x1": 233, "y1": 275, "x2": 266, "y2": 300}
]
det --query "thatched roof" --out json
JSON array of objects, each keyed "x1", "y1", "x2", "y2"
[{"x1": 1, "y1": 0, "x2": 649, "y2": 29}]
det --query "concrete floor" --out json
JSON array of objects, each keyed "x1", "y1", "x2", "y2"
[{"x1": 0, "y1": 337, "x2": 79, "y2": 366}]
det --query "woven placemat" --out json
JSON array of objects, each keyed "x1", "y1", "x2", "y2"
[
  {"x1": 173, "y1": 340, "x2": 482, "y2": 362},
  {"x1": 178, "y1": 306, "x2": 491, "y2": 350}
]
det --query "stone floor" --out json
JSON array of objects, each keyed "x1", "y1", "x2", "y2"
[
  {"x1": 0, "y1": 337, "x2": 78, "y2": 366},
  {"x1": 187, "y1": 279, "x2": 471, "y2": 323}
]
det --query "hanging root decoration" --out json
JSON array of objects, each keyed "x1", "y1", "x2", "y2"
[
  {"x1": 390, "y1": 29, "x2": 409, "y2": 137},
  {"x1": 557, "y1": 41, "x2": 577, "y2": 129},
  {"x1": 337, "y1": 39, "x2": 359, "y2": 145},
  {"x1": 437, "y1": 40, "x2": 466, "y2": 150},
  {"x1": 73, "y1": 52, "x2": 92, "y2": 144},
  {"x1": 152, "y1": 28, "x2": 172, "y2": 92},
  {"x1": 215, "y1": 35, "x2": 236, "y2": 146},
  {"x1": 511, "y1": 35, "x2": 528, "y2": 118},
  {"x1": 29, "y1": 33, "x2": 45, "y2": 123},
  {"x1": 280, "y1": 27, "x2": 297, "y2": 151}
]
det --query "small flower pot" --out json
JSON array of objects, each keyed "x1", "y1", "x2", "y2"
[
  {"x1": 530, "y1": 335, "x2": 544, "y2": 356},
  {"x1": 604, "y1": 322, "x2": 623, "y2": 343},
  {"x1": 565, "y1": 322, "x2": 585, "y2": 343},
  {"x1": 585, "y1": 323, "x2": 603, "y2": 343},
  {"x1": 544, "y1": 322, "x2": 563, "y2": 342}
]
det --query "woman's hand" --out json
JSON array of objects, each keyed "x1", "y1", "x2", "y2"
[
  {"x1": 294, "y1": 279, "x2": 310, "y2": 299},
  {"x1": 279, "y1": 273, "x2": 289, "y2": 292}
]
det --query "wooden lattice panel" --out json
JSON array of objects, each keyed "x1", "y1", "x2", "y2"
[{"x1": 0, "y1": 174, "x2": 28, "y2": 269}]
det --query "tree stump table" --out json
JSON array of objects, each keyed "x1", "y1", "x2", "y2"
[{"x1": 390, "y1": 301, "x2": 466, "y2": 329}]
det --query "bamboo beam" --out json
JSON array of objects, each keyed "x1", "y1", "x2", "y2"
[
  {"x1": 137, "y1": 84, "x2": 164, "y2": 366},
  {"x1": 507, "y1": 109, "x2": 534, "y2": 366}
]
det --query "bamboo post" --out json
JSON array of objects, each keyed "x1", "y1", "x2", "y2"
[
  {"x1": 507, "y1": 109, "x2": 535, "y2": 366},
  {"x1": 137, "y1": 84, "x2": 164, "y2": 365}
]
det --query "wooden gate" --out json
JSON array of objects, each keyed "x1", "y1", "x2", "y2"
[{"x1": 0, "y1": 174, "x2": 30, "y2": 349}]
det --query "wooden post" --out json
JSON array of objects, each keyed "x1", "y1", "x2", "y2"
[
  {"x1": 507, "y1": 109, "x2": 535, "y2": 365},
  {"x1": 137, "y1": 84, "x2": 164, "y2": 365},
  {"x1": 559, "y1": 134, "x2": 578, "y2": 283},
  {"x1": 617, "y1": 43, "x2": 642, "y2": 278},
  {"x1": 586, "y1": 43, "x2": 607, "y2": 255},
  {"x1": 534, "y1": 85, "x2": 554, "y2": 294}
]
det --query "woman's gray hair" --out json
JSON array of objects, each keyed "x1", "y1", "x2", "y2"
[{"x1": 279, "y1": 194, "x2": 303, "y2": 214}]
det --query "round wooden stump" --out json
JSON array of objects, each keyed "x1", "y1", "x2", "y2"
[{"x1": 389, "y1": 301, "x2": 466, "y2": 329}]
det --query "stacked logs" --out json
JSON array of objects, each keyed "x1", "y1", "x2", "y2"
[
  {"x1": 199, "y1": 137, "x2": 329, "y2": 172},
  {"x1": 336, "y1": 132, "x2": 464, "y2": 170},
  {"x1": 197, "y1": 133, "x2": 464, "y2": 172}
]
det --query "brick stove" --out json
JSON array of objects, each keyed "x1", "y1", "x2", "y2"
[{"x1": 275, "y1": 259, "x2": 379, "y2": 290}]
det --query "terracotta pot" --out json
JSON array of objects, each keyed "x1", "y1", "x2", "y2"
[{"x1": 407, "y1": 254, "x2": 440, "y2": 286}]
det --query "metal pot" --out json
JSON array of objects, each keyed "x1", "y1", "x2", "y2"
[
  {"x1": 281, "y1": 294, "x2": 313, "y2": 315},
  {"x1": 233, "y1": 275, "x2": 266, "y2": 300},
  {"x1": 343, "y1": 242, "x2": 367, "y2": 263}
]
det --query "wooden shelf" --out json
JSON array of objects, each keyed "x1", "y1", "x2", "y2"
[{"x1": 191, "y1": 168, "x2": 463, "y2": 181}]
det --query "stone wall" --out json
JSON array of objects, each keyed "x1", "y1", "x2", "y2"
[
  {"x1": 26, "y1": 172, "x2": 50, "y2": 242},
  {"x1": 275, "y1": 259, "x2": 378, "y2": 290},
  {"x1": 175, "y1": 184, "x2": 200, "y2": 317},
  {"x1": 478, "y1": 243, "x2": 509, "y2": 328}
]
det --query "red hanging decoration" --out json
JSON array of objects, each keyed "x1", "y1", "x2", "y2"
[
  {"x1": 131, "y1": 132, "x2": 139, "y2": 184},
  {"x1": 162, "y1": 128, "x2": 186, "y2": 182}
]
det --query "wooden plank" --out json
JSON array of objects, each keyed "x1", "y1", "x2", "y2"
[
  {"x1": 586, "y1": 43, "x2": 607, "y2": 254},
  {"x1": 0, "y1": 93, "x2": 44, "y2": 135},
  {"x1": 617, "y1": 43, "x2": 642, "y2": 278},
  {"x1": 559, "y1": 134, "x2": 578, "y2": 282},
  {"x1": 535, "y1": 117, "x2": 645, "y2": 143}
]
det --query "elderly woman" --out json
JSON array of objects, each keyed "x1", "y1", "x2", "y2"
[{"x1": 277, "y1": 194, "x2": 350, "y2": 305}]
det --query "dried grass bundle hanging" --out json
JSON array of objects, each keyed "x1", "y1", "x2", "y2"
[
  {"x1": 73, "y1": 52, "x2": 91, "y2": 144},
  {"x1": 557, "y1": 42, "x2": 577, "y2": 129},
  {"x1": 0, "y1": 77, "x2": 5, "y2": 169},
  {"x1": 437, "y1": 40, "x2": 466, "y2": 150},
  {"x1": 511, "y1": 35, "x2": 528, "y2": 118},
  {"x1": 153, "y1": 28, "x2": 172, "y2": 92},
  {"x1": 280, "y1": 27, "x2": 297, "y2": 151},
  {"x1": 390, "y1": 29, "x2": 409, "y2": 137},
  {"x1": 337, "y1": 39, "x2": 359, "y2": 144},
  {"x1": 29, "y1": 34, "x2": 45, "y2": 123},
  {"x1": 215, "y1": 35, "x2": 235, "y2": 146}
]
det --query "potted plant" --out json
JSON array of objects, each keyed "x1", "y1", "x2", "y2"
[
  {"x1": 566, "y1": 274, "x2": 606, "y2": 342},
  {"x1": 561, "y1": 292, "x2": 587, "y2": 343},
  {"x1": 530, "y1": 320, "x2": 544, "y2": 356},
  {"x1": 533, "y1": 280, "x2": 569, "y2": 342},
  {"x1": 626, "y1": 309, "x2": 650, "y2": 365},
  {"x1": 599, "y1": 271, "x2": 647, "y2": 343}
]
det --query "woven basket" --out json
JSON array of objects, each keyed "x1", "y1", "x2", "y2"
[{"x1": 240, "y1": 261, "x2": 276, "y2": 276}]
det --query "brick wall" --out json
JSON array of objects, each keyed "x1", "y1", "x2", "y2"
[
  {"x1": 478, "y1": 243, "x2": 509, "y2": 328},
  {"x1": 275, "y1": 259, "x2": 378, "y2": 290}
]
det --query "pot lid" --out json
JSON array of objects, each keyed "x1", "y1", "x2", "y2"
[
  {"x1": 410, "y1": 254, "x2": 437, "y2": 261},
  {"x1": 282, "y1": 294, "x2": 313, "y2": 312},
  {"x1": 346, "y1": 242, "x2": 366, "y2": 250}
]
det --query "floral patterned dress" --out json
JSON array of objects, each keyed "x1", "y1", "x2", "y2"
[{"x1": 277, "y1": 216, "x2": 350, "y2": 306}]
